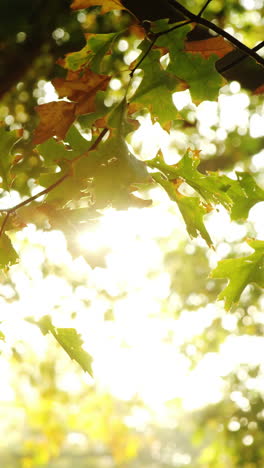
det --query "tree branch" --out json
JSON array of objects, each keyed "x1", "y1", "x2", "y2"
[{"x1": 169, "y1": 0, "x2": 264, "y2": 68}]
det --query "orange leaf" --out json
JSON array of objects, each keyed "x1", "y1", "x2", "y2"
[
  {"x1": 71, "y1": 0, "x2": 125, "y2": 13},
  {"x1": 33, "y1": 101, "x2": 76, "y2": 144},
  {"x1": 253, "y1": 84, "x2": 264, "y2": 94},
  {"x1": 185, "y1": 37, "x2": 234, "y2": 59},
  {"x1": 52, "y1": 69, "x2": 111, "y2": 115}
]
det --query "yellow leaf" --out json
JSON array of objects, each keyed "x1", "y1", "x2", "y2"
[
  {"x1": 71, "y1": 0, "x2": 125, "y2": 13},
  {"x1": 185, "y1": 36, "x2": 234, "y2": 59}
]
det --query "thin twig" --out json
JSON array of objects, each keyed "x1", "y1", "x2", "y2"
[
  {"x1": 198, "y1": 0, "x2": 213, "y2": 17},
  {"x1": 130, "y1": 37, "x2": 158, "y2": 77},
  {"x1": 130, "y1": 19, "x2": 192, "y2": 77},
  {"x1": 218, "y1": 41, "x2": 264, "y2": 73},
  {"x1": 156, "y1": 19, "x2": 192, "y2": 37},
  {"x1": 169, "y1": 0, "x2": 264, "y2": 68},
  {"x1": 71, "y1": 127, "x2": 108, "y2": 163}
]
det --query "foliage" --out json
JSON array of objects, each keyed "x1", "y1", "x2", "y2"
[{"x1": 0, "y1": 4, "x2": 263, "y2": 464}]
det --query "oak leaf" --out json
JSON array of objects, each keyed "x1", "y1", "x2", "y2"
[
  {"x1": 71, "y1": 0, "x2": 125, "y2": 13},
  {"x1": 33, "y1": 101, "x2": 76, "y2": 144},
  {"x1": 185, "y1": 37, "x2": 234, "y2": 59},
  {"x1": 211, "y1": 239, "x2": 264, "y2": 310},
  {"x1": 52, "y1": 69, "x2": 111, "y2": 115}
]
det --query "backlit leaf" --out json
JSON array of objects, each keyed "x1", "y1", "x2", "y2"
[
  {"x1": 153, "y1": 22, "x2": 223, "y2": 102},
  {"x1": 147, "y1": 150, "x2": 264, "y2": 219},
  {"x1": 152, "y1": 172, "x2": 213, "y2": 247},
  {"x1": 65, "y1": 32, "x2": 120, "y2": 73},
  {"x1": 71, "y1": 0, "x2": 125, "y2": 13},
  {"x1": 0, "y1": 126, "x2": 21, "y2": 190},
  {"x1": 0, "y1": 232, "x2": 19, "y2": 269},
  {"x1": 53, "y1": 68, "x2": 111, "y2": 115},
  {"x1": 211, "y1": 239, "x2": 264, "y2": 310},
  {"x1": 168, "y1": 51, "x2": 223, "y2": 102},
  {"x1": 38, "y1": 315, "x2": 93, "y2": 375},
  {"x1": 36, "y1": 125, "x2": 90, "y2": 166},
  {"x1": 130, "y1": 41, "x2": 180, "y2": 124},
  {"x1": 33, "y1": 101, "x2": 76, "y2": 144}
]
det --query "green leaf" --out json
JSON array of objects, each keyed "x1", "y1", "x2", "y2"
[
  {"x1": 211, "y1": 239, "x2": 264, "y2": 310},
  {"x1": 147, "y1": 151, "x2": 233, "y2": 209},
  {"x1": 38, "y1": 315, "x2": 93, "y2": 375},
  {"x1": 154, "y1": 19, "x2": 190, "y2": 50},
  {"x1": 130, "y1": 40, "x2": 180, "y2": 124},
  {"x1": 36, "y1": 125, "x2": 91, "y2": 166},
  {"x1": 147, "y1": 151, "x2": 264, "y2": 219},
  {"x1": 38, "y1": 171, "x2": 84, "y2": 204},
  {"x1": 0, "y1": 127, "x2": 21, "y2": 190},
  {"x1": 229, "y1": 171, "x2": 264, "y2": 220},
  {"x1": 78, "y1": 91, "x2": 111, "y2": 129},
  {"x1": 65, "y1": 32, "x2": 120, "y2": 73},
  {"x1": 169, "y1": 52, "x2": 223, "y2": 102},
  {"x1": 154, "y1": 20, "x2": 222, "y2": 102},
  {"x1": 0, "y1": 232, "x2": 19, "y2": 269},
  {"x1": 75, "y1": 135, "x2": 150, "y2": 208},
  {"x1": 152, "y1": 172, "x2": 213, "y2": 246}
]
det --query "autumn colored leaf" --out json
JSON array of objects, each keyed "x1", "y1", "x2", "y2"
[
  {"x1": 211, "y1": 239, "x2": 264, "y2": 310},
  {"x1": 71, "y1": 0, "x2": 125, "y2": 13},
  {"x1": 52, "y1": 68, "x2": 111, "y2": 115},
  {"x1": 185, "y1": 37, "x2": 234, "y2": 59},
  {"x1": 33, "y1": 101, "x2": 76, "y2": 144},
  {"x1": 253, "y1": 84, "x2": 264, "y2": 94}
]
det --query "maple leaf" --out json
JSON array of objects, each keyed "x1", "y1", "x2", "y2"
[
  {"x1": 33, "y1": 101, "x2": 76, "y2": 144},
  {"x1": 185, "y1": 37, "x2": 234, "y2": 59},
  {"x1": 70, "y1": 0, "x2": 125, "y2": 14},
  {"x1": 211, "y1": 239, "x2": 264, "y2": 310},
  {"x1": 52, "y1": 68, "x2": 111, "y2": 115}
]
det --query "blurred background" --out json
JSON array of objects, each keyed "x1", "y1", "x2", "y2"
[{"x1": 0, "y1": 0, "x2": 264, "y2": 466}]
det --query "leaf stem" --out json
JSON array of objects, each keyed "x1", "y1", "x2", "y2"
[{"x1": 169, "y1": 0, "x2": 264, "y2": 68}]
